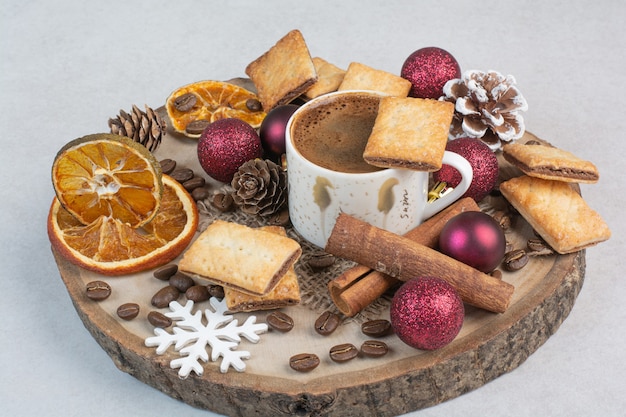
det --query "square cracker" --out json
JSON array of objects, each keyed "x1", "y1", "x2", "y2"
[
  {"x1": 178, "y1": 220, "x2": 302, "y2": 296},
  {"x1": 245, "y1": 29, "x2": 318, "y2": 111},
  {"x1": 500, "y1": 175, "x2": 610, "y2": 254},
  {"x1": 502, "y1": 142, "x2": 599, "y2": 183},
  {"x1": 338, "y1": 62, "x2": 412, "y2": 97},
  {"x1": 224, "y1": 226, "x2": 301, "y2": 312},
  {"x1": 363, "y1": 97, "x2": 454, "y2": 171},
  {"x1": 304, "y1": 57, "x2": 346, "y2": 99}
]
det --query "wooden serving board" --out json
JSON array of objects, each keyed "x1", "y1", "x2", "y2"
[{"x1": 51, "y1": 126, "x2": 586, "y2": 417}]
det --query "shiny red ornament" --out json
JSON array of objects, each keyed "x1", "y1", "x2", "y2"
[
  {"x1": 390, "y1": 277, "x2": 464, "y2": 350},
  {"x1": 259, "y1": 104, "x2": 299, "y2": 159},
  {"x1": 401, "y1": 47, "x2": 461, "y2": 99},
  {"x1": 433, "y1": 137, "x2": 499, "y2": 202},
  {"x1": 439, "y1": 211, "x2": 506, "y2": 273},
  {"x1": 197, "y1": 118, "x2": 262, "y2": 183}
]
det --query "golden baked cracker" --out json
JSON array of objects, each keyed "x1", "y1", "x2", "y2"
[
  {"x1": 500, "y1": 175, "x2": 610, "y2": 254},
  {"x1": 363, "y1": 97, "x2": 454, "y2": 171},
  {"x1": 304, "y1": 57, "x2": 346, "y2": 99},
  {"x1": 502, "y1": 142, "x2": 599, "y2": 183},
  {"x1": 224, "y1": 226, "x2": 301, "y2": 312},
  {"x1": 178, "y1": 220, "x2": 301, "y2": 296},
  {"x1": 245, "y1": 29, "x2": 317, "y2": 111},
  {"x1": 338, "y1": 62, "x2": 412, "y2": 97}
]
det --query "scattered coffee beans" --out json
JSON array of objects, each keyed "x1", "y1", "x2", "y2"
[
  {"x1": 185, "y1": 119, "x2": 210, "y2": 135},
  {"x1": 267, "y1": 208, "x2": 290, "y2": 227},
  {"x1": 266, "y1": 311, "x2": 294, "y2": 332},
  {"x1": 85, "y1": 280, "x2": 111, "y2": 301},
  {"x1": 159, "y1": 159, "x2": 176, "y2": 175},
  {"x1": 170, "y1": 168, "x2": 194, "y2": 183},
  {"x1": 116, "y1": 303, "x2": 140, "y2": 320},
  {"x1": 148, "y1": 311, "x2": 172, "y2": 328},
  {"x1": 182, "y1": 176, "x2": 205, "y2": 192},
  {"x1": 491, "y1": 210, "x2": 512, "y2": 231},
  {"x1": 490, "y1": 269, "x2": 503, "y2": 280},
  {"x1": 307, "y1": 253, "x2": 336, "y2": 271},
  {"x1": 329, "y1": 343, "x2": 359, "y2": 363},
  {"x1": 151, "y1": 285, "x2": 180, "y2": 308},
  {"x1": 527, "y1": 238, "x2": 556, "y2": 256},
  {"x1": 173, "y1": 93, "x2": 197, "y2": 112},
  {"x1": 212, "y1": 192, "x2": 234, "y2": 212},
  {"x1": 191, "y1": 186, "x2": 210, "y2": 201},
  {"x1": 186, "y1": 285, "x2": 210, "y2": 302},
  {"x1": 153, "y1": 264, "x2": 178, "y2": 281},
  {"x1": 314, "y1": 311, "x2": 341, "y2": 336},
  {"x1": 360, "y1": 340, "x2": 389, "y2": 358},
  {"x1": 361, "y1": 319, "x2": 392, "y2": 338},
  {"x1": 503, "y1": 249, "x2": 529, "y2": 271},
  {"x1": 289, "y1": 353, "x2": 320, "y2": 372},
  {"x1": 169, "y1": 273, "x2": 195, "y2": 293},
  {"x1": 208, "y1": 284, "x2": 225, "y2": 300},
  {"x1": 245, "y1": 98, "x2": 262, "y2": 112}
]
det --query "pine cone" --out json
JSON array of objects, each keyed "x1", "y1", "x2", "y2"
[
  {"x1": 231, "y1": 159, "x2": 287, "y2": 217},
  {"x1": 442, "y1": 70, "x2": 528, "y2": 150},
  {"x1": 108, "y1": 104, "x2": 166, "y2": 153}
]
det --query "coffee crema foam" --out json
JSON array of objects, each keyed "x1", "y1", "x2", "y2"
[{"x1": 291, "y1": 94, "x2": 384, "y2": 173}]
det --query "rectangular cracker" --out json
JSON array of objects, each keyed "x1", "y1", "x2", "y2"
[
  {"x1": 363, "y1": 97, "x2": 454, "y2": 171},
  {"x1": 224, "y1": 226, "x2": 300, "y2": 312},
  {"x1": 500, "y1": 175, "x2": 610, "y2": 254},
  {"x1": 502, "y1": 142, "x2": 599, "y2": 183},
  {"x1": 178, "y1": 220, "x2": 302, "y2": 296},
  {"x1": 338, "y1": 62, "x2": 412, "y2": 97},
  {"x1": 245, "y1": 29, "x2": 318, "y2": 111},
  {"x1": 304, "y1": 57, "x2": 346, "y2": 99}
]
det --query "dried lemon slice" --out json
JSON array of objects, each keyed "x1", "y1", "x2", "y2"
[
  {"x1": 165, "y1": 80, "x2": 266, "y2": 137},
  {"x1": 51, "y1": 134, "x2": 163, "y2": 228},
  {"x1": 48, "y1": 175, "x2": 198, "y2": 276}
]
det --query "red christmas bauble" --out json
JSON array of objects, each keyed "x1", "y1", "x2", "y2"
[
  {"x1": 433, "y1": 137, "x2": 499, "y2": 202},
  {"x1": 390, "y1": 277, "x2": 464, "y2": 350},
  {"x1": 259, "y1": 104, "x2": 299, "y2": 158},
  {"x1": 197, "y1": 118, "x2": 262, "y2": 183},
  {"x1": 401, "y1": 47, "x2": 461, "y2": 99},
  {"x1": 439, "y1": 211, "x2": 506, "y2": 273}
]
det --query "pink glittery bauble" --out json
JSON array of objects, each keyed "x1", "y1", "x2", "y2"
[
  {"x1": 433, "y1": 137, "x2": 499, "y2": 202},
  {"x1": 401, "y1": 47, "x2": 461, "y2": 99},
  {"x1": 439, "y1": 211, "x2": 506, "y2": 273},
  {"x1": 197, "y1": 118, "x2": 262, "y2": 183},
  {"x1": 390, "y1": 277, "x2": 464, "y2": 351}
]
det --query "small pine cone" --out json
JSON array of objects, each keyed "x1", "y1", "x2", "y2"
[
  {"x1": 108, "y1": 104, "x2": 166, "y2": 153},
  {"x1": 442, "y1": 70, "x2": 528, "y2": 150},
  {"x1": 231, "y1": 159, "x2": 287, "y2": 217}
]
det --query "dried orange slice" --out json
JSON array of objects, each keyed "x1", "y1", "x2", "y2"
[
  {"x1": 165, "y1": 80, "x2": 266, "y2": 137},
  {"x1": 48, "y1": 175, "x2": 198, "y2": 276},
  {"x1": 51, "y1": 134, "x2": 163, "y2": 228}
]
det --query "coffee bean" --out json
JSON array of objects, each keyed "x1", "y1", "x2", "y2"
[
  {"x1": 527, "y1": 238, "x2": 556, "y2": 256},
  {"x1": 503, "y1": 249, "x2": 529, "y2": 271},
  {"x1": 173, "y1": 93, "x2": 197, "y2": 112},
  {"x1": 186, "y1": 119, "x2": 210, "y2": 135},
  {"x1": 361, "y1": 319, "x2": 392, "y2": 338},
  {"x1": 267, "y1": 208, "x2": 290, "y2": 227},
  {"x1": 148, "y1": 311, "x2": 172, "y2": 328},
  {"x1": 208, "y1": 284, "x2": 225, "y2": 299},
  {"x1": 153, "y1": 264, "x2": 178, "y2": 281},
  {"x1": 266, "y1": 311, "x2": 294, "y2": 332},
  {"x1": 491, "y1": 210, "x2": 512, "y2": 231},
  {"x1": 151, "y1": 285, "x2": 180, "y2": 308},
  {"x1": 169, "y1": 273, "x2": 195, "y2": 293},
  {"x1": 289, "y1": 353, "x2": 320, "y2": 372},
  {"x1": 360, "y1": 340, "x2": 389, "y2": 358},
  {"x1": 212, "y1": 192, "x2": 234, "y2": 212},
  {"x1": 116, "y1": 303, "x2": 140, "y2": 320},
  {"x1": 185, "y1": 285, "x2": 210, "y2": 302},
  {"x1": 314, "y1": 311, "x2": 341, "y2": 336},
  {"x1": 159, "y1": 159, "x2": 177, "y2": 175},
  {"x1": 245, "y1": 98, "x2": 262, "y2": 112},
  {"x1": 170, "y1": 168, "x2": 194, "y2": 183},
  {"x1": 490, "y1": 269, "x2": 503, "y2": 280},
  {"x1": 85, "y1": 280, "x2": 111, "y2": 301},
  {"x1": 182, "y1": 176, "x2": 205, "y2": 192},
  {"x1": 307, "y1": 253, "x2": 336, "y2": 270},
  {"x1": 191, "y1": 186, "x2": 210, "y2": 201},
  {"x1": 329, "y1": 343, "x2": 359, "y2": 363}
]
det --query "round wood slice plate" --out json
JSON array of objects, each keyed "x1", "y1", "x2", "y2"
[{"x1": 51, "y1": 123, "x2": 586, "y2": 417}]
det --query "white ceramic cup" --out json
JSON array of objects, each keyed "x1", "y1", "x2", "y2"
[{"x1": 285, "y1": 90, "x2": 473, "y2": 249}]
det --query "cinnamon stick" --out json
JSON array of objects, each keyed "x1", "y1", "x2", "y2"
[
  {"x1": 328, "y1": 198, "x2": 480, "y2": 316},
  {"x1": 325, "y1": 212, "x2": 514, "y2": 313}
]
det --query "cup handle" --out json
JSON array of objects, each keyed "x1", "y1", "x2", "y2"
[{"x1": 421, "y1": 150, "x2": 473, "y2": 221}]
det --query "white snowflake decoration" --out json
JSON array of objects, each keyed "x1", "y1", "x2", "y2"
[{"x1": 145, "y1": 298, "x2": 268, "y2": 378}]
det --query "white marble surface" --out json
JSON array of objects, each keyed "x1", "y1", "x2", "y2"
[{"x1": 2, "y1": 1, "x2": 625, "y2": 416}]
